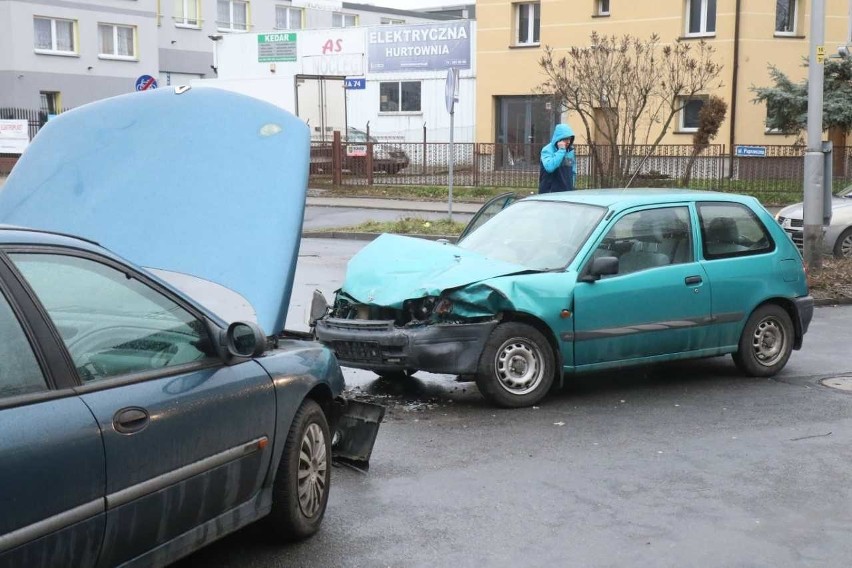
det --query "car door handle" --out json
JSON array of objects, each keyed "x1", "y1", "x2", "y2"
[
  {"x1": 113, "y1": 407, "x2": 150, "y2": 434},
  {"x1": 684, "y1": 275, "x2": 703, "y2": 285}
]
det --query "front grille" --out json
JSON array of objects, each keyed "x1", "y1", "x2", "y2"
[
  {"x1": 790, "y1": 218, "x2": 803, "y2": 228},
  {"x1": 785, "y1": 228, "x2": 804, "y2": 251},
  {"x1": 325, "y1": 318, "x2": 394, "y2": 332}
]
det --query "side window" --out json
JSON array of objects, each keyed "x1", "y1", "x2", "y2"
[
  {"x1": 10, "y1": 254, "x2": 215, "y2": 383},
  {"x1": 0, "y1": 289, "x2": 47, "y2": 398},
  {"x1": 697, "y1": 202, "x2": 774, "y2": 260},
  {"x1": 593, "y1": 207, "x2": 693, "y2": 276}
]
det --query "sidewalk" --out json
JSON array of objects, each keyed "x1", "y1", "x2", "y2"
[{"x1": 306, "y1": 194, "x2": 482, "y2": 214}]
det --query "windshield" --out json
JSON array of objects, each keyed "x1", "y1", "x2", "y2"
[{"x1": 458, "y1": 200, "x2": 606, "y2": 270}]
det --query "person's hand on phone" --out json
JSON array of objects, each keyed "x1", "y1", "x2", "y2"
[{"x1": 557, "y1": 140, "x2": 568, "y2": 150}]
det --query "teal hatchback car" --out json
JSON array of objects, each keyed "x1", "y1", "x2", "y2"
[{"x1": 314, "y1": 190, "x2": 814, "y2": 408}]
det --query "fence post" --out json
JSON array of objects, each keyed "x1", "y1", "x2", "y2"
[
  {"x1": 473, "y1": 143, "x2": 480, "y2": 187},
  {"x1": 332, "y1": 130, "x2": 342, "y2": 187},
  {"x1": 366, "y1": 140, "x2": 374, "y2": 186},
  {"x1": 422, "y1": 123, "x2": 427, "y2": 174}
]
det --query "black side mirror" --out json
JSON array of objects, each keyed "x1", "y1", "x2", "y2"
[
  {"x1": 226, "y1": 321, "x2": 267, "y2": 358},
  {"x1": 580, "y1": 256, "x2": 619, "y2": 283}
]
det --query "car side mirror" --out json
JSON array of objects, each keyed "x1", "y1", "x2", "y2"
[
  {"x1": 580, "y1": 256, "x2": 619, "y2": 283},
  {"x1": 226, "y1": 321, "x2": 267, "y2": 358}
]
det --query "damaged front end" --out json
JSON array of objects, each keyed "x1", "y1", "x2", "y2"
[
  {"x1": 332, "y1": 397, "x2": 386, "y2": 469},
  {"x1": 313, "y1": 285, "x2": 513, "y2": 376}
]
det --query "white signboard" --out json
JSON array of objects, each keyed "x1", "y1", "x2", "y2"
[
  {"x1": 299, "y1": 28, "x2": 366, "y2": 76},
  {"x1": 291, "y1": 0, "x2": 342, "y2": 11},
  {"x1": 0, "y1": 120, "x2": 29, "y2": 154}
]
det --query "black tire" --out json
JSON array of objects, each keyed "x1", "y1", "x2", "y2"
[
  {"x1": 833, "y1": 227, "x2": 852, "y2": 258},
  {"x1": 265, "y1": 399, "x2": 331, "y2": 542},
  {"x1": 732, "y1": 304, "x2": 794, "y2": 377},
  {"x1": 374, "y1": 369, "x2": 416, "y2": 381},
  {"x1": 475, "y1": 322, "x2": 556, "y2": 408}
]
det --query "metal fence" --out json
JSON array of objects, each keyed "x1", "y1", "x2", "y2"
[
  {"x1": 308, "y1": 140, "x2": 852, "y2": 204},
  {"x1": 5, "y1": 109, "x2": 852, "y2": 205}
]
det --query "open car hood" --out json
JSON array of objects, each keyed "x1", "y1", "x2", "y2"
[
  {"x1": 0, "y1": 87, "x2": 309, "y2": 335},
  {"x1": 341, "y1": 234, "x2": 533, "y2": 308}
]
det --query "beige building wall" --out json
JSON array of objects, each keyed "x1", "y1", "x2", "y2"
[{"x1": 476, "y1": 0, "x2": 851, "y2": 146}]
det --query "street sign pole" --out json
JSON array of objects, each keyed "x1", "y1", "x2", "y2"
[
  {"x1": 445, "y1": 68, "x2": 459, "y2": 222},
  {"x1": 803, "y1": 0, "x2": 826, "y2": 272}
]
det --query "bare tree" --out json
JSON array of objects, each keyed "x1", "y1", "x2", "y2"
[
  {"x1": 537, "y1": 33, "x2": 724, "y2": 186},
  {"x1": 681, "y1": 95, "x2": 728, "y2": 185}
]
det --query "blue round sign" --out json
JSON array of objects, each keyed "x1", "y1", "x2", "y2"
[{"x1": 135, "y1": 75, "x2": 159, "y2": 92}]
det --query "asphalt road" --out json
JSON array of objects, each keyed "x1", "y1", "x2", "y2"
[{"x1": 177, "y1": 238, "x2": 852, "y2": 568}]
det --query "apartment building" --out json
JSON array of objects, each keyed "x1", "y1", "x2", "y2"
[
  {"x1": 476, "y1": 0, "x2": 852, "y2": 151},
  {"x1": 0, "y1": 1, "x2": 465, "y2": 113}
]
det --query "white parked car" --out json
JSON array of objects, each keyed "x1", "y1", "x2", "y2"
[{"x1": 776, "y1": 184, "x2": 852, "y2": 258}]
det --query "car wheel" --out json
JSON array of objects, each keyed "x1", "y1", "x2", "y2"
[
  {"x1": 375, "y1": 368, "x2": 416, "y2": 380},
  {"x1": 475, "y1": 322, "x2": 555, "y2": 408},
  {"x1": 833, "y1": 227, "x2": 852, "y2": 258},
  {"x1": 732, "y1": 304, "x2": 794, "y2": 377},
  {"x1": 266, "y1": 399, "x2": 330, "y2": 542}
]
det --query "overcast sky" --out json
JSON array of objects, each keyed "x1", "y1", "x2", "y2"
[{"x1": 359, "y1": 0, "x2": 455, "y2": 9}]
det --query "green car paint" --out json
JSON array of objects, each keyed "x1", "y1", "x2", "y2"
[{"x1": 322, "y1": 189, "x2": 811, "y2": 379}]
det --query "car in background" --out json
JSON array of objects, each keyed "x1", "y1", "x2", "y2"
[
  {"x1": 776, "y1": 183, "x2": 852, "y2": 258},
  {"x1": 314, "y1": 190, "x2": 813, "y2": 408},
  {"x1": 0, "y1": 87, "x2": 382, "y2": 567},
  {"x1": 310, "y1": 127, "x2": 410, "y2": 175}
]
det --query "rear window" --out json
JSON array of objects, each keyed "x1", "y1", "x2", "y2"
[{"x1": 697, "y1": 202, "x2": 775, "y2": 260}]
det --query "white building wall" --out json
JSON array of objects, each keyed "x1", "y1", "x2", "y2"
[{"x1": 197, "y1": 21, "x2": 476, "y2": 144}]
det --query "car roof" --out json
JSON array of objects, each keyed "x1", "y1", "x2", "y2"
[{"x1": 528, "y1": 188, "x2": 758, "y2": 211}]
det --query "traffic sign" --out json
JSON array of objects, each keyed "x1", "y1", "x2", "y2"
[
  {"x1": 135, "y1": 75, "x2": 158, "y2": 92},
  {"x1": 735, "y1": 145, "x2": 767, "y2": 158},
  {"x1": 344, "y1": 78, "x2": 366, "y2": 90},
  {"x1": 445, "y1": 67, "x2": 459, "y2": 114}
]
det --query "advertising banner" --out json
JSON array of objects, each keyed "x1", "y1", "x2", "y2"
[
  {"x1": 367, "y1": 21, "x2": 471, "y2": 73},
  {"x1": 0, "y1": 120, "x2": 29, "y2": 154}
]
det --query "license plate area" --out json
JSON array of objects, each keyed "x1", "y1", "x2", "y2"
[{"x1": 334, "y1": 340, "x2": 382, "y2": 362}]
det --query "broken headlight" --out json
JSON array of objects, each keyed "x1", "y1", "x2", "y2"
[{"x1": 405, "y1": 296, "x2": 453, "y2": 322}]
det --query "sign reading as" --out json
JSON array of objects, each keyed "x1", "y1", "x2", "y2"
[
  {"x1": 735, "y1": 145, "x2": 767, "y2": 158},
  {"x1": 258, "y1": 33, "x2": 297, "y2": 63},
  {"x1": 367, "y1": 21, "x2": 471, "y2": 73},
  {"x1": 0, "y1": 120, "x2": 29, "y2": 154}
]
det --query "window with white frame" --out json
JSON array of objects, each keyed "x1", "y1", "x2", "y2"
[
  {"x1": 175, "y1": 0, "x2": 201, "y2": 27},
  {"x1": 332, "y1": 12, "x2": 358, "y2": 27},
  {"x1": 275, "y1": 5, "x2": 302, "y2": 29},
  {"x1": 98, "y1": 23, "x2": 136, "y2": 59},
  {"x1": 775, "y1": 0, "x2": 797, "y2": 35},
  {"x1": 380, "y1": 82, "x2": 421, "y2": 113},
  {"x1": 596, "y1": 0, "x2": 610, "y2": 16},
  {"x1": 680, "y1": 97, "x2": 705, "y2": 131},
  {"x1": 217, "y1": 0, "x2": 248, "y2": 31},
  {"x1": 33, "y1": 17, "x2": 77, "y2": 54},
  {"x1": 685, "y1": 0, "x2": 716, "y2": 36},
  {"x1": 381, "y1": 17, "x2": 405, "y2": 25},
  {"x1": 515, "y1": 2, "x2": 540, "y2": 46}
]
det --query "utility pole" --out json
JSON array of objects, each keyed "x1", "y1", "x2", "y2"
[{"x1": 803, "y1": 0, "x2": 826, "y2": 272}]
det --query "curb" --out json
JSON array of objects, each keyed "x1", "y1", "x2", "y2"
[
  {"x1": 814, "y1": 297, "x2": 852, "y2": 307},
  {"x1": 304, "y1": 231, "x2": 458, "y2": 242}
]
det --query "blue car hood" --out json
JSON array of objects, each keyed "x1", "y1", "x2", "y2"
[
  {"x1": 0, "y1": 87, "x2": 309, "y2": 335},
  {"x1": 341, "y1": 234, "x2": 533, "y2": 308}
]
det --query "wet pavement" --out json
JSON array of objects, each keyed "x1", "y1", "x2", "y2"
[{"x1": 176, "y1": 238, "x2": 852, "y2": 568}]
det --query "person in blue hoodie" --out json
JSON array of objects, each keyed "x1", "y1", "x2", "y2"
[{"x1": 539, "y1": 123, "x2": 576, "y2": 193}]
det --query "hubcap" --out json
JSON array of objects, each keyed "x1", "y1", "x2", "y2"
[
  {"x1": 751, "y1": 316, "x2": 788, "y2": 367},
  {"x1": 840, "y1": 234, "x2": 852, "y2": 258},
  {"x1": 297, "y1": 423, "x2": 327, "y2": 518},
  {"x1": 494, "y1": 337, "x2": 544, "y2": 396}
]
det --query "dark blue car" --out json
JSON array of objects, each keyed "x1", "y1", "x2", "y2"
[{"x1": 0, "y1": 87, "x2": 381, "y2": 567}]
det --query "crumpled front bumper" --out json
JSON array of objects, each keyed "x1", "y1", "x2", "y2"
[{"x1": 315, "y1": 317, "x2": 497, "y2": 375}]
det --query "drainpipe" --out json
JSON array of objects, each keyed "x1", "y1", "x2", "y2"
[{"x1": 727, "y1": 0, "x2": 742, "y2": 178}]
